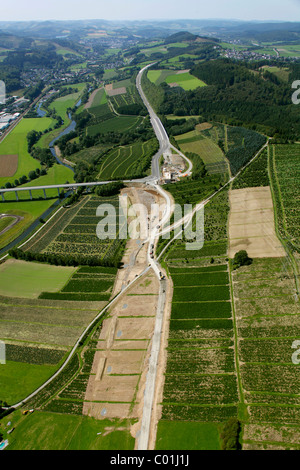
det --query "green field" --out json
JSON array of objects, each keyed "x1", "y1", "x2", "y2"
[
  {"x1": 0, "y1": 217, "x2": 15, "y2": 232},
  {"x1": 261, "y1": 65, "x2": 290, "y2": 82},
  {"x1": 0, "y1": 117, "x2": 54, "y2": 187},
  {"x1": 90, "y1": 88, "x2": 107, "y2": 108},
  {"x1": 86, "y1": 115, "x2": 143, "y2": 136},
  {"x1": 97, "y1": 139, "x2": 157, "y2": 180},
  {"x1": 0, "y1": 362, "x2": 56, "y2": 404},
  {"x1": 155, "y1": 421, "x2": 221, "y2": 450},
  {"x1": 148, "y1": 69, "x2": 206, "y2": 90},
  {"x1": 49, "y1": 84, "x2": 85, "y2": 121},
  {"x1": 0, "y1": 259, "x2": 75, "y2": 298},
  {"x1": 103, "y1": 69, "x2": 118, "y2": 80},
  {"x1": 5, "y1": 412, "x2": 135, "y2": 450},
  {"x1": 2, "y1": 163, "x2": 74, "y2": 202},
  {"x1": 165, "y1": 72, "x2": 206, "y2": 90},
  {"x1": 175, "y1": 129, "x2": 227, "y2": 174},
  {"x1": 0, "y1": 200, "x2": 59, "y2": 251}
]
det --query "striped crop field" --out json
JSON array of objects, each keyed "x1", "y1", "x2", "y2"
[{"x1": 97, "y1": 138, "x2": 158, "y2": 180}]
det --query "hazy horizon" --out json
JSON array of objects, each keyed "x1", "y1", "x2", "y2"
[{"x1": 1, "y1": 0, "x2": 300, "y2": 23}]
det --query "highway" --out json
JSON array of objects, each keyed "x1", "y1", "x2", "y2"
[
  {"x1": 136, "y1": 64, "x2": 193, "y2": 180},
  {"x1": 2, "y1": 64, "x2": 269, "y2": 451}
]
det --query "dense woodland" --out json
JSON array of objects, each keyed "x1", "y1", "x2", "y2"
[{"x1": 155, "y1": 59, "x2": 300, "y2": 140}]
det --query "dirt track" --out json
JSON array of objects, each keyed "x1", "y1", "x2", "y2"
[
  {"x1": 0, "y1": 214, "x2": 23, "y2": 237},
  {"x1": 83, "y1": 185, "x2": 164, "y2": 431}
]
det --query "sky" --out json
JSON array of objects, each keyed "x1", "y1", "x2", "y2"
[{"x1": 1, "y1": 0, "x2": 300, "y2": 22}]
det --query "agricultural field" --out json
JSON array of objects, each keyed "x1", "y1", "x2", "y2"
[
  {"x1": 232, "y1": 148, "x2": 269, "y2": 189},
  {"x1": 228, "y1": 186, "x2": 285, "y2": 259},
  {"x1": 87, "y1": 88, "x2": 107, "y2": 109},
  {"x1": 86, "y1": 115, "x2": 143, "y2": 137},
  {"x1": 148, "y1": 69, "x2": 206, "y2": 91},
  {"x1": 97, "y1": 138, "x2": 157, "y2": 180},
  {"x1": 175, "y1": 129, "x2": 228, "y2": 174},
  {"x1": 163, "y1": 173, "x2": 222, "y2": 209},
  {"x1": 158, "y1": 264, "x2": 238, "y2": 445},
  {"x1": 1, "y1": 411, "x2": 135, "y2": 450},
  {"x1": 0, "y1": 117, "x2": 54, "y2": 187},
  {"x1": 155, "y1": 421, "x2": 221, "y2": 450},
  {"x1": 0, "y1": 259, "x2": 75, "y2": 298},
  {"x1": 40, "y1": 266, "x2": 118, "y2": 302},
  {"x1": 0, "y1": 154, "x2": 18, "y2": 177},
  {"x1": 269, "y1": 144, "x2": 300, "y2": 254},
  {"x1": 0, "y1": 260, "x2": 117, "y2": 405},
  {"x1": 26, "y1": 194, "x2": 126, "y2": 268},
  {"x1": 196, "y1": 122, "x2": 267, "y2": 176},
  {"x1": 231, "y1": 257, "x2": 300, "y2": 449},
  {"x1": 156, "y1": 187, "x2": 239, "y2": 449}
]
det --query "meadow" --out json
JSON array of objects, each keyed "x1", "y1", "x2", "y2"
[
  {"x1": 148, "y1": 69, "x2": 206, "y2": 91},
  {"x1": 4, "y1": 412, "x2": 135, "y2": 450},
  {"x1": 0, "y1": 117, "x2": 54, "y2": 187},
  {"x1": 155, "y1": 421, "x2": 221, "y2": 450},
  {"x1": 0, "y1": 362, "x2": 57, "y2": 404},
  {"x1": 0, "y1": 259, "x2": 75, "y2": 298}
]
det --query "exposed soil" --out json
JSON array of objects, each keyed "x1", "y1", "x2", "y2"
[
  {"x1": 0, "y1": 154, "x2": 18, "y2": 177},
  {"x1": 228, "y1": 187, "x2": 285, "y2": 258}
]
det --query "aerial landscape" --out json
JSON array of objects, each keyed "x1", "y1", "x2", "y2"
[{"x1": 0, "y1": 0, "x2": 300, "y2": 454}]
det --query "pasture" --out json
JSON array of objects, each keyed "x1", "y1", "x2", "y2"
[
  {"x1": 0, "y1": 259, "x2": 75, "y2": 298},
  {"x1": 0, "y1": 117, "x2": 54, "y2": 187},
  {"x1": 148, "y1": 69, "x2": 206, "y2": 90},
  {"x1": 6, "y1": 412, "x2": 135, "y2": 450},
  {"x1": 0, "y1": 361, "x2": 56, "y2": 404},
  {"x1": 155, "y1": 421, "x2": 221, "y2": 450}
]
